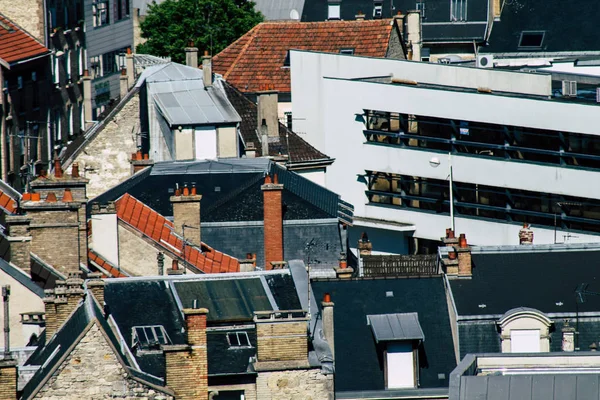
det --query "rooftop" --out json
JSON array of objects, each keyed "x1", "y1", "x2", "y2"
[
  {"x1": 0, "y1": 13, "x2": 49, "y2": 65},
  {"x1": 213, "y1": 19, "x2": 396, "y2": 94}
]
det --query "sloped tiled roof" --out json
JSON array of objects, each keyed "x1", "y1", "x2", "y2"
[
  {"x1": 213, "y1": 19, "x2": 394, "y2": 93},
  {"x1": 222, "y1": 81, "x2": 332, "y2": 164},
  {"x1": 115, "y1": 193, "x2": 240, "y2": 273},
  {"x1": 88, "y1": 249, "x2": 128, "y2": 278},
  {"x1": 0, "y1": 13, "x2": 49, "y2": 64}
]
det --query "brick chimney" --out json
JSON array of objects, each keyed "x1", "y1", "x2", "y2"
[
  {"x1": 82, "y1": 70, "x2": 93, "y2": 129},
  {"x1": 119, "y1": 67, "x2": 129, "y2": 98},
  {"x1": 261, "y1": 175, "x2": 284, "y2": 270},
  {"x1": 130, "y1": 151, "x2": 154, "y2": 175},
  {"x1": 456, "y1": 233, "x2": 472, "y2": 277},
  {"x1": 86, "y1": 273, "x2": 105, "y2": 306},
  {"x1": 322, "y1": 293, "x2": 335, "y2": 359},
  {"x1": 163, "y1": 308, "x2": 208, "y2": 400},
  {"x1": 519, "y1": 223, "x2": 534, "y2": 245},
  {"x1": 257, "y1": 86, "x2": 279, "y2": 138},
  {"x1": 28, "y1": 158, "x2": 89, "y2": 270},
  {"x1": 170, "y1": 184, "x2": 202, "y2": 248},
  {"x1": 126, "y1": 48, "x2": 135, "y2": 89},
  {"x1": 254, "y1": 310, "x2": 309, "y2": 365},
  {"x1": 44, "y1": 273, "x2": 85, "y2": 339},
  {"x1": 90, "y1": 202, "x2": 119, "y2": 267},
  {"x1": 185, "y1": 42, "x2": 198, "y2": 68},
  {"x1": 5, "y1": 215, "x2": 32, "y2": 275},
  {"x1": 0, "y1": 358, "x2": 17, "y2": 400},
  {"x1": 202, "y1": 51, "x2": 212, "y2": 88}
]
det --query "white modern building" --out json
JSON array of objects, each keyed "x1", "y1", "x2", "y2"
[{"x1": 291, "y1": 50, "x2": 600, "y2": 253}]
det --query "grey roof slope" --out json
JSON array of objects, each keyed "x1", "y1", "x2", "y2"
[
  {"x1": 312, "y1": 276, "x2": 456, "y2": 393},
  {"x1": 486, "y1": 0, "x2": 600, "y2": 54},
  {"x1": 449, "y1": 247, "x2": 600, "y2": 316},
  {"x1": 0, "y1": 257, "x2": 43, "y2": 298},
  {"x1": 254, "y1": 0, "x2": 305, "y2": 20}
]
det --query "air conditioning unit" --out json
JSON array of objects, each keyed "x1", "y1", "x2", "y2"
[
  {"x1": 562, "y1": 80, "x2": 577, "y2": 97},
  {"x1": 476, "y1": 54, "x2": 494, "y2": 68}
]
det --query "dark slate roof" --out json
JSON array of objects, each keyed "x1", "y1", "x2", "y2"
[
  {"x1": 486, "y1": 0, "x2": 600, "y2": 54},
  {"x1": 91, "y1": 159, "x2": 353, "y2": 225},
  {"x1": 311, "y1": 277, "x2": 456, "y2": 393},
  {"x1": 300, "y1": 0, "x2": 488, "y2": 42},
  {"x1": 208, "y1": 329, "x2": 257, "y2": 375},
  {"x1": 0, "y1": 257, "x2": 44, "y2": 298},
  {"x1": 449, "y1": 248, "x2": 600, "y2": 316},
  {"x1": 221, "y1": 81, "x2": 332, "y2": 165},
  {"x1": 29, "y1": 253, "x2": 65, "y2": 290}
]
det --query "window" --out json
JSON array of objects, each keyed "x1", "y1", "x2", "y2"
[
  {"x1": 132, "y1": 325, "x2": 171, "y2": 350},
  {"x1": 498, "y1": 308, "x2": 551, "y2": 353},
  {"x1": 64, "y1": 51, "x2": 71, "y2": 80},
  {"x1": 518, "y1": 31, "x2": 545, "y2": 49},
  {"x1": 102, "y1": 51, "x2": 117, "y2": 75},
  {"x1": 227, "y1": 331, "x2": 251, "y2": 348},
  {"x1": 416, "y1": 1, "x2": 425, "y2": 18},
  {"x1": 510, "y1": 330, "x2": 541, "y2": 353},
  {"x1": 328, "y1": 2, "x2": 341, "y2": 19},
  {"x1": 340, "y1": 48, "x2": 355, "y2": 55},
  {"x1": 17, "y1": 76, "x2": 23, "y2": 90},
  {"x1": 93, "y1": 0, "x2": 110, "y2": 27},
  {"x1": 285, "y1": 112, "x2": 293, "y2": 130},
  {"x1": 450, "y1": 0, "x2": 467, "y2": 21},
  {"x1": 115, "y1": 0, "x2": 130, "y2": 21},
  {"x1": 373, "y1": 1, "x2": 383, "y2": 18},
  {"x1": 53, "y1": 55, "x2": 60, "y2": 84},
  {"x1": 387, "y1": 342, "x2": 416, "y2": 388},
  {"x1": 90, "y1": 55, "x2": 102, "y2": 78}
]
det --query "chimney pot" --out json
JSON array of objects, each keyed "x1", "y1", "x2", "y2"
[
  {"x1": 31, "y1": 192, "x2": 41, "y2": 201},
  {"x1": 22, "y1": 192, "x2": 31, "y2": 201},
  {"x1": 131, "y1": 152, "x2": 137, "y2": 161},
  {"x1": 339, "y1": 252, "x2": 347, "y2": 269},
  {"x1": 136, "y1": 150, "x2": 142, "y2": 161},
  {"x1": 175, "y1": 187, "x2": 181, "y2": 196},
  {"x1": 183, "y1": 184, "x2": 190, "y2": 196},
  {"x1": 54, "y1": 157, "x2": 63, "y2": 178},
  {"x1": 448, "y1": 250, "x2": 457, "y2": 260},
  {"x1": 71, "y1": 162, "x2": 80, "y2": 178},
  {"x1": 191, "y1": 183, "x2": 197, "y2": 196},
  {"x1": 46, "y1": 192, "x2": 58, "y2": 203},
  {"x1": 172, "y1": 260, "x2": 178, "y2": 270},
  {"x1": 62, "y1": 188, "x2": 74, "y2": 202},
  {"x1": 264, "y1": 175, "x2": 272, "y2": 184},
  {"x1": 143, "y1": 153, "x2": 149, "y2": 160},
  {"x1": 273, "y1": 174, "x2": 279, "y2": 184},
  {"x1": 323, "y1": 293, "x2": 331, "y2": 303},
  {"x1": 459, "y1": 234, "x2": 467, "y2": 248}
]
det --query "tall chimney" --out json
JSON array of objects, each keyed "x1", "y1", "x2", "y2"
[
  {"x1": 202, "y1": 51, "x2": 212, "y2": 88},
  {"x1": 163, "y1": 308, "x2": 209, "y2": 400},
  {"x1": 157, "y1": 252, "x2": 165, "y2": 275},
  {"x1": 170, "y1": 185, "x2": 202, "y2": 248},
  {"x1": 5, "y1": 215, "x2": 32, "y2": 275},
  {"x1": 82, "y1": 70, "x2": 93, "y2": 129},
  {"x1": 322, "y1": 293, "x2": 335, "y2": 359},
  {"x1": 257, "y1": 87, "x2": 279, "y2": 138},
  {"x1": 2, "y1": 286, "x2": 10, "y2": 359},
  {"x1": 261, "y1": 175, "x2": 284, "y2": 269},
  {"x1": 119, "y1": 68, "x2": 129, "y2": 98},
  {"x1": 562, "y1": 320, "x2": 576, "y2": 352},
  {"x1": 456, "y1": 234, "x2": 472, "y2": 277},
  {"x1": 185, "y1": 42, "x2": 199, "y2": 68},
  {"x1": 126, "y1": 48, "x2": 135, "y2": 89},
  {"x1": 86, "y1": 273, "x2": 105, "y2": 306},
  {"x1": 406, "y1": 10, "x2": 422, "y2": 61},
  {"x1": 519, "y1": 223, "x2": 534, "y2": 245}
]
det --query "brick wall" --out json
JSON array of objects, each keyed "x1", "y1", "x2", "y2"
[
  {"x1": 171, "y1": 196, "x2": 202, "y2": 247},
  {"x1": 256, "y1": 321, "x2": 307, "y2": 362},
  {"x1": 5, "y1": 215, "x2": 32, "y2": 273},
  {"x1": 34, "y1": 323, "x2": 173, "y2": 399},
  {"x1": 0, "y1": 360, "x2": 17, "y2": 400},
  {"x1": 261, "y1": 178, "x2": 283, "y2": 269},
  {"x1": 255, "y1": 369, "x2": 333, "y2": 400}
]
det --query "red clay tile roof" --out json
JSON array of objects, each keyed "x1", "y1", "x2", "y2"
[
  {"x1": 88, "y1": 249, "x2": 128, "y2": 278},
  {"x1": 213, "y1": 19, "x2": 394, "y2": 94},
  {"x1": 0, "y1": 191, "x2": 17, "y2": 214},
  {"x1": 115, "y1": 193, "x2": 240, "y2": 273},
  {"x1": 0, "y1": 13, "x2": 49, "y2": 64}
]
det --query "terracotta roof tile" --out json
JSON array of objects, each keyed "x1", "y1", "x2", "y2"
[
  {"x1": 115, "y1": 194, "x2": 239, "y2": 274},
  {"x1": 0, "y1": 13, "x2": 49, "y2": 64},
  {"x1": 88, "y1": 249, "x2": 127, "y2": 278},
  {"x1": 213, "y1": 19, "x2": 394, "y2": 94}
]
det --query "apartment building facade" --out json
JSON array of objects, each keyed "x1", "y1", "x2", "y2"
[{"x1": 291, "y1": 51, "x2": 600, "y2": 254}]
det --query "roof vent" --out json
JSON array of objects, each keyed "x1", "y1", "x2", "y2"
[{"x1": 562, "y1": 80, "x2": 577, "y2": 97}]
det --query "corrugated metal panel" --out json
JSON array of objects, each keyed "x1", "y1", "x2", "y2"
[{"x1": 367, "y1": 312, "x2": 425, "y2": 342}]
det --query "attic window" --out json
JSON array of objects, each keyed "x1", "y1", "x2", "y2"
[
  {"x1": 328, "y1": 1, "x2": 341, "y2": 20},
  {"x1": 132, "y1": 325, "x2": 171, "y2": 350},
  {"x1": 227, "y1": 331, "x2": 251, "y2": 348},
  {"x1": 0, "y1": 21, "x2": 14, "y2": 33},
  {"x1": 518, "y1": 31, "x2": 545, "y2": 49},
  {"x1": 340, "y1": 48, "x2": 355, "y2": 55},
  {"x1": 373, "y1": 1, "x2": 383, "y2": 18}
]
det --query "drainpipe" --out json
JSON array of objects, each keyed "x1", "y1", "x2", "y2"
[{"x1": 3, "y1": 285, "x2": 10, "y2": 359}]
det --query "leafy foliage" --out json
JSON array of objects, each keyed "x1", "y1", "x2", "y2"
[{"x1": 138, "y1": 0, "x2": 263, "y2": 63}]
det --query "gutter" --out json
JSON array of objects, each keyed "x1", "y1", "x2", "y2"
[
  {"x1": 9, "y1": 51, "x2": 52, "y2": 67},
  {"x1": 286, "y1": 158, "x2": 335, "y2": 170}
]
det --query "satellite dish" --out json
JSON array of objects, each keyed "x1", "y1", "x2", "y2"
[{"x1": 290, "y1": 9, "x2": 300, "y2": 20}]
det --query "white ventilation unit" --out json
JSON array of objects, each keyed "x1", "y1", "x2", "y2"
[
  {"x1": 476, "y1": 54, "x2": 494, "y2": 68},
  {"x1": 562, "y1": 80, "x2": 577, "y2": 97}
]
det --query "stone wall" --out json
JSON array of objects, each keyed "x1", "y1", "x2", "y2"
[
  {"x1": 34, "y1": 323, "x2": 173, "y2": 399},
  {"x1": 0, "y1": 0, "x2": 44, "y2": 42},
  {"x1": 117, "y1": 223, "x2": 174, "y2": 276},
  {"x1": 255, "y1": 369, "x2": 334, "y2": 400},
  {"x1": 256, "y1": 321, "x2": 307, "y2": 362},
  {"x1": 69, "y1": 94, "x2": 139, "y2": 199}
]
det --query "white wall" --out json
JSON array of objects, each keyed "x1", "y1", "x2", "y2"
[
  {"x1": 194, "y1": 126, "x2": 217, "y2": 160},
  {"x1": 295, "y1": 169, "x2": 326, "y2": 187},
  {"x1": 90, "y1": 213, "x2": 119, "y2": 267}
]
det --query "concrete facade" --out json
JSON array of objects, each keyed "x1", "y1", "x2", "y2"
[
  {"x1": 69, "y1": 93, "x2": 139, "y2": 199},
  {"x1": 34, "y1": 323, "x2": 173, "y2": 399}
]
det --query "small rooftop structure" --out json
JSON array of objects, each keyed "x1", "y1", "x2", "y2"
[{"x1": 367, "y1": 312, "x2": 425, "y2": 343}]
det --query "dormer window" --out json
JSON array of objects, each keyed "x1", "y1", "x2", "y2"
[
  {"x1": 373, "y1": 1, "x2": 383, "y2": 18},
  {"x1": 497, "y1": 308, "x2": 552, "y2": 353},
  {"x1": 518, "y1": 31, "x2": 545, "y2": 50},
  {"x1": 450, "y1": 0, "x2": 467, "y2": 21},
  {"x1": 368, "y1": 312, "x2": 424, "y2": 389},
  {"x1": 328, "y1": 1, "x2": 341, "y2": 20},
  {"x1": 227, "y1": 331, "x2": 252, "y2": 348},
  {"x1": 132, "y1": 325, "x2": 171, "y2": 351}
]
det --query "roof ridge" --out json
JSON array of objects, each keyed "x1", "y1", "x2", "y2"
[
  {"x1": 222, "y1": 23, "x2": 261, "y2": 80},
  {"x1": 0, "y1": 12, "x2": 47, "y2": 48}
]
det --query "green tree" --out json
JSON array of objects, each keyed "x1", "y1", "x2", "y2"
[{"x1": 138, "y1": 0, "x2": 263, "y2": 63}]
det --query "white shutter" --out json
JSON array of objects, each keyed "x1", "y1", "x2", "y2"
[
  {"x1": 387, "y1": 342, "x2": 415, "y2": 389},
  {"x1": 510, "y1": 330, "x2": 541, "y2": 353}
]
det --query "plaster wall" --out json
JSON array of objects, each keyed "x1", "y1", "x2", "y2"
[
  {"x1": 117, "y1": 223, "x2": 175, "y2": 276},
  {"x1": 217, "y1": 126, "x2": 238, "y2": 158},
  {"x1": 175, "y1": 128, "x2": 194, "y2": 160},
  {"x1": 90, "y1": 213, "x2": 119, "y2": 266},
  {"x1": 295, "y1": 169, "x2": 326, "y2": 187},
  {"x1": 0, "y1": 269, "x2": 43, "y2": 348}
]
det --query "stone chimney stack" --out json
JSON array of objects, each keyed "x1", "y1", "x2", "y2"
[
  {"x1": 406, "y1": 10, "x2": 422, "y2": 61},
  {"x1": 130, "y1": 151, "x2": 154, "y2": 175},
  {"x1": 519, "y1": 223, "x2": 534, "y2": 245},
  {"x1": 82, "y1": 70, "x2": 93, "y2": 129},
  {"x1": 358, "y1": 232, "x2": 372, "y2": 256},
  {"x1": 5, "y1": 214, "x2": 32, "y2": 275},
  {"x1": 254, "y1": 310, "x2": 309, "y2": 364},
  {"x1": 44, "y1": 273, "x2": 84, "y2": 339},
  {"x1": 334, "y1": 252, "x2": 353, "y2": 279},
  {"x1": 456, "y1": 233, "x2": 472, "y2": 277},
  {"x1": 163, "y1": 308, "x2": 209, "y2": 400},
  {"x1": 90, "y1": 202, "x2": 119, "y2": 267},
  {"x1": 185, "y1": 42, "x2": 199, "y2": 68},
  {"x1": 261, "y1": 175, "x2": 284, "y2": 269},
  {"x1": 202, "y1": 51, "x2": 212, "y2": 88},
  {"x1": 126, "y1": 48, "x2": 135, "y2": 89},
  {"x1": 257, "y1": 86, "x2": 279, "y2": 138},
  {"x1": 86, "y1": 273, "x2": 105, "y2": 306},
  {"x1": 170, "y1": 184, "x2": 202, "y2": 248},
  {"x1": 119, "y1": 68, "x2": 129, "y2": 98},
  {"x1": 322, "y1": 293, "x2": 335, "y2": 359},
  {"x1": 0, "y1": 358, "x2": 17, "y2": 400}
]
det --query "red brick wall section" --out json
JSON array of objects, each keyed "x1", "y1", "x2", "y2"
[{"x1": 262, "y1": 176, "x2": 284, "y2": 270}]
